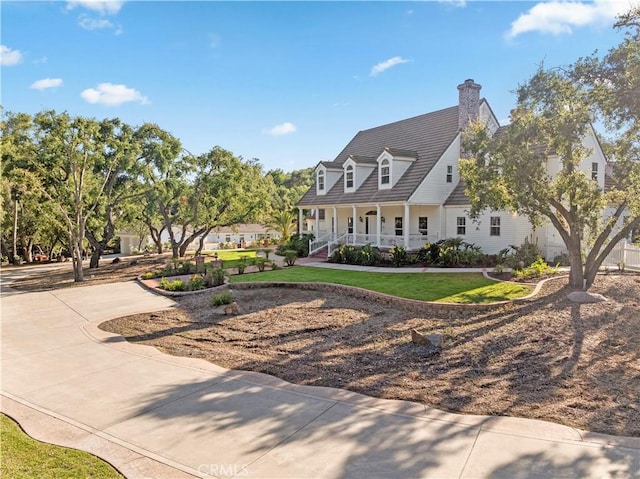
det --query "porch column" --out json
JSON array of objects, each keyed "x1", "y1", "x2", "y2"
[
  {"x1": 376, "y1": 204, "x2": 381, "y2": 247},
  {"x1": 333, "y1": 206, "x2": 337, "y2": 239},
  {"x1": 352, "y1": 205, "x2": 357, "y2": 245},
  {"x1": 315, "y1": 209, "x2": 319, "y2": 237},
  {"x1": 404, "y1": 202, "x2": 410, "y2": 248},
  {"x1": 298, "y1": 208, "x2": 304, "y2": 236}
]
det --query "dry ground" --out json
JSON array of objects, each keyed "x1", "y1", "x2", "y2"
[{"x1": 100, "y1": 273, "x2": 640, "y2": 437}]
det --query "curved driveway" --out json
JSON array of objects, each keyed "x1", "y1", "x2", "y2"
[{"x1": 1, "y1": 278, "x2": 638, "y2": 478}]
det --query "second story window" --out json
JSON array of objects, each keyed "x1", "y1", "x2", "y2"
[
  {"x1": 345, "y1": 165, "x2": 354, "y2": 189},
  {"x1": 317, "y1": 170, "x2": 325, "y2": 192},
  {"x1": 380, "y1": 160, "x2": 390, "y2": 185},
  {"x1": 592, "y1": 162, "x2": 598, "y2": 181},
  {"x1": 490, "y1": 216, "x2": 501, "y2": 236},
  {"x1": 446, "y1": 165, "x2": 453, "y2": 183}
]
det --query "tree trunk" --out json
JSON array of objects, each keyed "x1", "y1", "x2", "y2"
[
  {"x1": 12, "y1": 198, "x2": 18, "y2": 262},
  {"x1": 89, "y1": 248, "x2": 101, "y2": 269},
  {"x1": 568, "y1": 250, "x2": 585, "y2": 290}
]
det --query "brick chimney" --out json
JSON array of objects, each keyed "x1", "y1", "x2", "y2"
[{"x1": 457, "y1": 79, "x2": 482, "y2": 131}]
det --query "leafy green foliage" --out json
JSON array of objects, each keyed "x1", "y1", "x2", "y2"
[
  {"x1": 276, "y1": 233, "x2": 313, "y2": 258},
  {"x1": 211, "y1": 291, "x2": 233, "y2": 307},
  {"x1": 283, "y1": 250, "x2": 298, "y2": 266},
  {"x1": 389, "y1": 245, "x2": 407, "y2": 267},
  {"x1": 459, "y1": 6, "x2": 640, "y2": 289}
]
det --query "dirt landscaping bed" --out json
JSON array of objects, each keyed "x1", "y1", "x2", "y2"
[{"x1": 100, "y1": 272, "x2": 640, "y2": 437}]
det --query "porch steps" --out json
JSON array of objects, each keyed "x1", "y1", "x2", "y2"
[{"x1": 305, "y1": 245, "x2": 329, "y2": 262}]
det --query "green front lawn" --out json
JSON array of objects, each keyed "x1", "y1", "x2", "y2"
[
  {"x1": 201, "y1": 249, "x2": 260, "y2": 268},
  {"x1": 0, "y1": 414, "x2": 123, "y2": 479},
  {"x1": 230, "y1": 267, "x2": 533, "y2": 304}
]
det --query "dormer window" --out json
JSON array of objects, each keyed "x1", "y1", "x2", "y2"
[
  {"x1": 380, "y1": 160, "x2": 390, "y2": 185},
  {"x1": 345, "y1": 165, "x2": 354, "y2": 190},
  {"x1": 317, "y1": 170, "x2": 325, "y2": 192}
]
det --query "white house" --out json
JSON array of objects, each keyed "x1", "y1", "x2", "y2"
[
  {"x1": 118, "y1": 224, "x2": 280, "y2": 255},
  {"x1": 297, "y1": 79, "x2": 611, "y2": 260}
]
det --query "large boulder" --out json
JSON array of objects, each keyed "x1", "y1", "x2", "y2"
[{"x1": 567, "y1": 291, "x2": 607, "y2": 303}]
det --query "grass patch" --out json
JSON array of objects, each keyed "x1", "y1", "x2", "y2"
[
  {"x1": 230, "y1": 267, "x2": 533, "y2": 303},
  {"x1": 0, "y1": 413, "x2": 123, "y2": 479},
  {"x1": 202, "y1": 250, "x2": 258, "y2": 268}
]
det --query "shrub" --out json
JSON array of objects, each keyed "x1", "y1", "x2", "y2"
[
  {"x1": 262, "y1": 249, "x2": 271, "y2": 260},
  {"x1": 283, "y1": 249, "x2": 297, "y2": 266},
  {"x1": 211, "y1": 291, "x2": 233, "y2": 307},
  {"x1": 389, "y1": 245, "x2": 407, "y2": 267},
  {"x1": 512, "y1": 258, "x2": 558, "y2": 280},
  {"x1": 188, "y1": 274, "x2": 206, "y2": 291},
  {"x1": 159, "y1": 278, "x2": 186, "y2": 291},
  {"x1": 276, "y1": 233, "x2": 314, "y2": 258},
  {"x1": 356, "y1": 244, "x2": 382, "y2": 266},
  {"x1": 255, "y1": 257, "x2": 267, "y2": 272},
  {"x1": 237, "y1": 256, "x2": 249, "y2": 274},
  {"x1": 552, "y1": 252, "x2": 570, "y2": 266},
  {"x1": 205, "y1": 267, "x2": 226, "y2": 287},
  {"x1": 141, "y1": 272, "x2": 155, "y2": 280},
  {"x1": 506, "y1": 239, "x2": 542, "y2": 271},
  {"x1": 271, "y1": 261, "x2": 280, "y2": 270}
]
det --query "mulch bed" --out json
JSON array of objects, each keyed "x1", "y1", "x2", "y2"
[{"x1": 100, "y1": 272, "x2": 640, "y2": 437}]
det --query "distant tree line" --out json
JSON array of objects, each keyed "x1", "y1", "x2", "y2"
[{"x1": 0, "y1": 110, "x2": 312, "y2": 282}]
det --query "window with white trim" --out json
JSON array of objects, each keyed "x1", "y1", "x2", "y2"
[
  {"x1": 345, "y1": 165, "x2": 354, "y2": 189},
  {"x1": 317, "y1": 170, "x2": 325, "y2": 192},
  {"x1": 446, "y1": 165, "x2": 453, "y2": 183},
  {"x1": 591, "y1": 162, "x2": 598, "y2": 181},
  {"x1": 394, "y1": 217, "x2": 403, "y2": 236},
  {"x1": 347, "y1": 217, "x2": 354, "y2": 234},
  {"x1": 490, "y1": 216, "x2": 501, "y2": 236},
  {"x1": 418, "y1": 217, "x2": 428, "y2": 235},
  {"x1": 380, "y1": 159, "x2": 390, "y2": 185},
  {"x1": 457, "y1": 217, "x2": 466, "y2": 235},
  {"x1": 318, "y1": 209, "x2": 325, "y2": 220}
]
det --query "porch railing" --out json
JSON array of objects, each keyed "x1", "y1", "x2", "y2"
[
  {"x1": 327, "y1": 233, "x2": 348, "y2": 257},
  {"x1": 308, "y1": 232, "x2": 336, "y2": 257}
]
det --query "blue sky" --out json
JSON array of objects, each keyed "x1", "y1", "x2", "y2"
[{"x1": 2, "y1": 0, "x2": 636, "y2": 172}]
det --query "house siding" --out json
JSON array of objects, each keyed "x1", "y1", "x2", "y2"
[
  {"x1": 409, "y1": 136, "x2": 461, "y2": 204},
  {"x1": 444, "y1": 208, "x2": 534, "y2": 254}
]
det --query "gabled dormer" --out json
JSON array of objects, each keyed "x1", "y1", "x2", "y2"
[
  {"x1": 343, "y1": 155, "x2": 376, "y2": 193},
  {"x1": 376, "y1": 147, "x2": 417, "y2": 189},
  {"x1": 314, "y1": 161, "x2": 341, "y2": 196}
]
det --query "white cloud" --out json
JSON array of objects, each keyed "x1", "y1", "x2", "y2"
[
  {"x1": 370, "y1": 56, "x2": 410, "y2": 77},
  {"x1": 30, "y1": 78, "x2": 63, "y2": 90},
  {"x1": 1, "y1": 45, "x2": 23, "y2": 66},
  {"x1": 66, "y1": 0, "x2": 124, "y2": 15},
  {"x1": 263, "y1": 122, "x2": 297, "y2": 136},
  {"x1": 78, "y1": 14, "x2": 113, "y2": 30},
  {"x1": 506, "y1": 0, "x2": 635, "y2": 39},
  {"x1": 438, "y1": 0, "x2": 467, "y2": 7},
  {"x1": 80, "y1": 83, "x2": 149, "y2": 106}
]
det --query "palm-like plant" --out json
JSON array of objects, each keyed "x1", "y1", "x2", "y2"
[{"x1": 264, "y1": 209, "x2": 296, "y2": 243}]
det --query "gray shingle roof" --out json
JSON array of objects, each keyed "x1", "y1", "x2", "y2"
[
  {"x1": 443, "y1": 180, "x2": 470, "y2": 206},
  {"x1": 299, "y1": 106, "x2": 460, "y2": 206}
]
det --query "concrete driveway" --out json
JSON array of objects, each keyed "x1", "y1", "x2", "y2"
[{"x1": 1, "y1": 279, "x2": 638, "y2": 478}]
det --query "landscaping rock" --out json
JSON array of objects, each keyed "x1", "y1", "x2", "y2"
[
  {"x1": 111, "y1": 257, "x2": 121, "y2": 264},
  {"x1": 411, "y1": 330, "x2": 443, "y2": 348},
  {"x1": 224, "y1": 302, "x2": 242, "y2": 315},
  {"x1": 567, "y1": 291, "x2": 608, "y2": 303},
  {"x1": 411, "y1": 329, "x2": 430, "y2": 345}
]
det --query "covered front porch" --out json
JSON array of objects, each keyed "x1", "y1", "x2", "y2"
[{"x1": 301, "y1": 203, "x2": 442, "y2": 256}]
